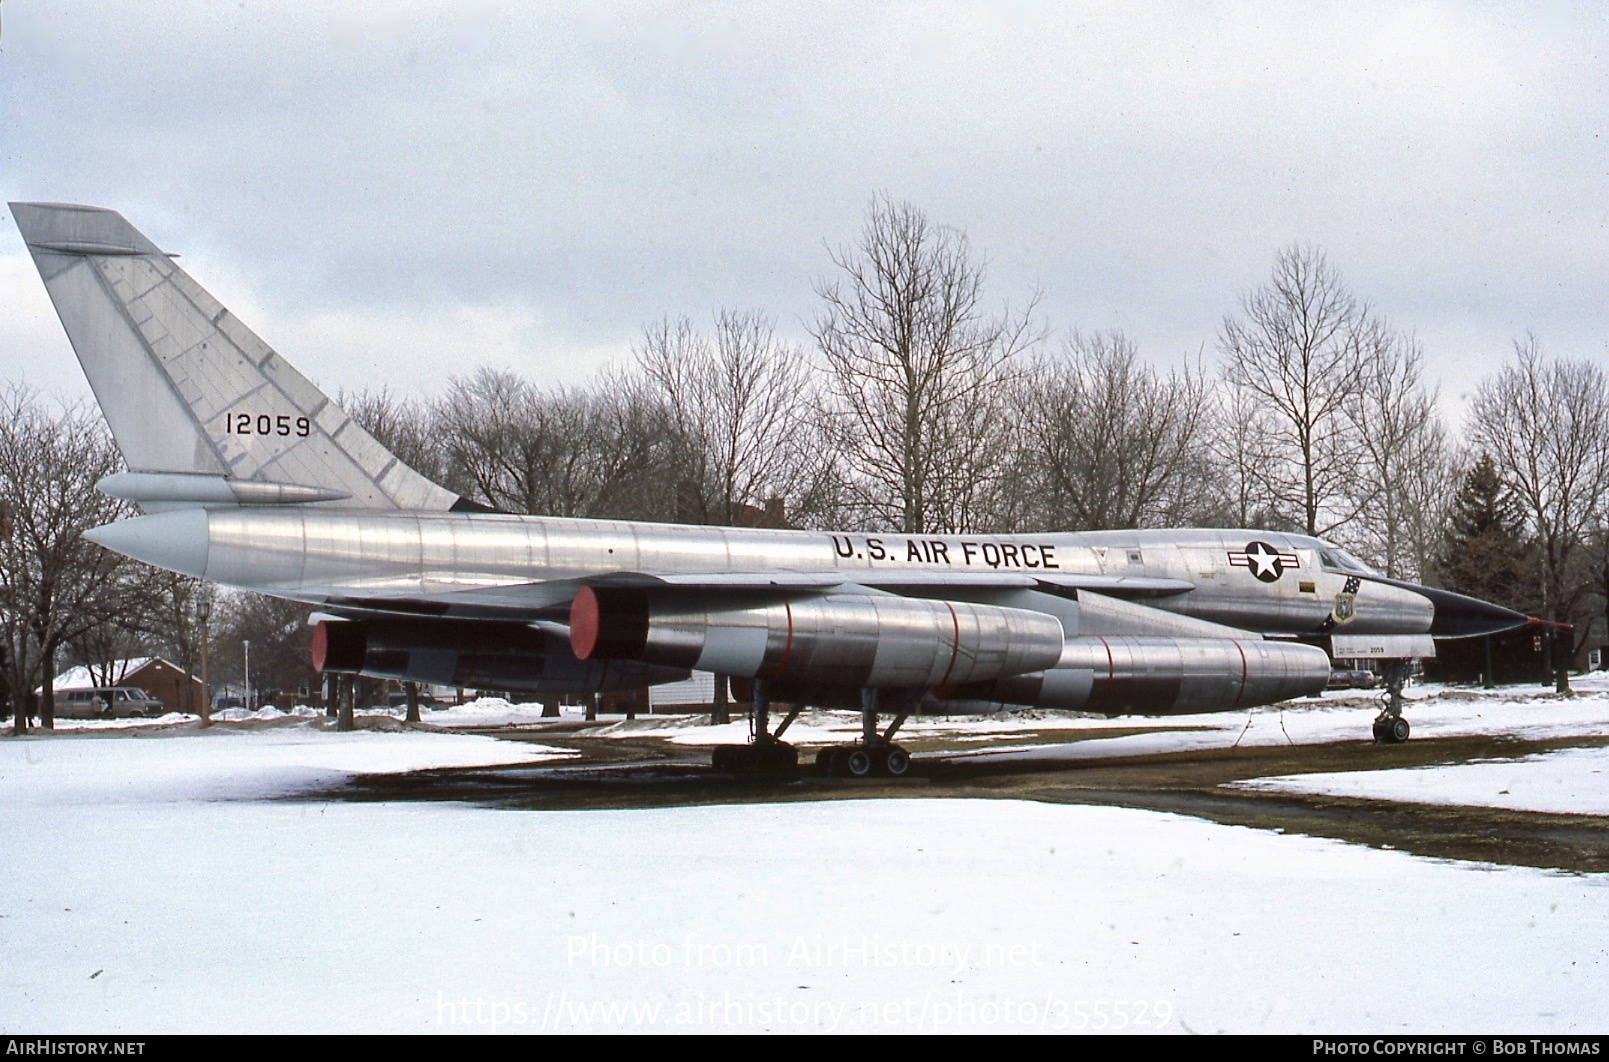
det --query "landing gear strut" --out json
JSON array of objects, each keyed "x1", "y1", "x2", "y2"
[
  {"x1": 1371, "y1": 659, "x2": 1413, "y2": 744},
  {"x1": 813, "y1": 690, "x2": 912, "y2": 778},
  {"x1": 710, "y1": 680, "x2": 799, "y2": 773}
]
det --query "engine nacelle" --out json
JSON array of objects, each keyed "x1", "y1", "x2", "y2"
[
  {"x1": 570, "y1": 587, "x2": 1065, "y2": 689},
  {"x1": 952, "y1": 636, "x2": 1330, "y2": 715},
  {"x1": 311, "y1": 618, "x2": 688, "y2": 693}
]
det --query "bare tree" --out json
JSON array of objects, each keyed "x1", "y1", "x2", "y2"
[
  {"x1": 1341, "y1": 333, "x2": 1451, "y2": 579},
  {"x1": 637, "y1": 310, "x2": 839, "y2": 528},
  {"x1": 147, "y1": 573, "x2": 216, "y2": 716},
  {"x1": 1015, "y1": 332, "x2": 1215, "y2": 531},
  {"x1": 1468, "y1": 335, "x2": 1609, "y2": 642},
  {"x1": 0, "y1": 388, "x2": 135, "y2": 733},
  {"x1": 1586, "y1": 524, "x2": 1609, "y2": 665},
  {"x1": 812, "y1": 195, "x2": 1039, "y2": 534},
  {"x1": 1201, "y1": 387, "x2": 1294, "y2": 531},
  {"x1": 208, "y1": 591, "x2": 318, "y2": 709},
  {"x1": 1219, "y1": 245, "x2": 1387, "y2": 537},
  {"x1": 343, "y1": 387, "x2": 450, "y2": 487},
  {"x1": 434, "y1": 368, "x2": 680, "y2": 520},
  {"x1": 64, "y1": 617, "x2": 149, "y2": 688}
]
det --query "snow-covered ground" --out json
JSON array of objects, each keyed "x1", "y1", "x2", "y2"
[
  {"x1": 2, "y1": 678, "x2": 1607, "y2": 1033},
  {"x1": 1236, "y1": 746, "x2": 1609, "y2": 816},
  {"x1": 1, "y1": 726, "x2": 574, "y2": 806}
]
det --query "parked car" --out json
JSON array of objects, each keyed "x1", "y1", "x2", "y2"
[
  {"x1": 57, "y1": 686, "x2": 165, "y2": 719},
  {"x1": 1326, "y1": 669, "x2": 1379, "y2": 691}
]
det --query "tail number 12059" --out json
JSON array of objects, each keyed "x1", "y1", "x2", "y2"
[{"x1": 225, "y1": 413, "x2": 312, "y2": 437}]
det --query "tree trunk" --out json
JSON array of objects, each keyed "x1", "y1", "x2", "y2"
[
  {"x1": 337, "y1": 675, "x2": 354, "y2": 732},
  {"x1": 404, "y1": 681, "x2": 421, "y2": 724},
  {"x1": 39, "y1": 640, "x2": 55, "y2": 731},
  {"x1": 711, "y1": 674, "x2": 730, "y2": 725}
]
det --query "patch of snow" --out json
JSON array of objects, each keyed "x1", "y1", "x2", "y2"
[
  {"x1": 1235, "y1": 746, "x2": 1609, "y2": 816},
  {"x1": 0, "y1": 726, "x2": 573, "y2": 805}
]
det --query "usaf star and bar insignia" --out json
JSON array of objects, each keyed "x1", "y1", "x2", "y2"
[{"x1": 1227, "y1": 540, "x2": 1300, "y2": 583}]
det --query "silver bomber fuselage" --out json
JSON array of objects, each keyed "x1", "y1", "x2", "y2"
[{"x1": 86, "y1": 508, "x2": 1437, "y2": 636}]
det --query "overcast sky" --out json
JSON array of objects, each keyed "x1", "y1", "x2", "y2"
[{"x1": 2, "y1": 2, "x2": 1604, "y2": 429}]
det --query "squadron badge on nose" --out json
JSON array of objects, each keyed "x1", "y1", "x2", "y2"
[
  {"x1": 1332, "y1": 575, "x2": 1361, "y2": 625},
  {"x1": 1228, "y1": 540, "x2": 1299, "y2": 583}
]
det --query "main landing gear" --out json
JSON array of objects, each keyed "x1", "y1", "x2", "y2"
[
  {"x1": 711, "y1": 679, "x2": 801, "y2": 774},
  {"x1": 1371, "y1": 659, "x2": 1413, "y2": 744},
  {"x1": 813, "y1": 689, "x2": 912, "y2": 778},
  {"x1": 814, "y1": 742, "x2": 911, "y2": 778},
  {"x1": 709, "y1": 684, "x2": 913, "y2": 778}
]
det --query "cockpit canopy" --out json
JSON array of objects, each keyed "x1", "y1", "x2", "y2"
[
  {"x1": 1316, "y1": 547, "x2": 1374, "y2": 575},
  {"x1": 1281, "y1": 534, "x2": 1378, "y2": 576}
]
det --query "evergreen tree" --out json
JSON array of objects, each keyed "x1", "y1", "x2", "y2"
[{"x1": 1437, "y1": 454, "x2": 1541, "y2": 614}]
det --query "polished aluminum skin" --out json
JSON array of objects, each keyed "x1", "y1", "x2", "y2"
[
  {"x1": 10, "y1": 202, "x2": 457, "y2": 513},
  {"x1": 15, "y1": 202, "x2": 1521, "y2": 715},
  {"x1": 571, "y1": 587, "x2": 1067, "y2": 688},
  {"x1": 81, "y1": 505, "x2": 1434, "y2": 640},
  {"x1": 960, "y1": 636, "x2": 1329, "y2": 716}
]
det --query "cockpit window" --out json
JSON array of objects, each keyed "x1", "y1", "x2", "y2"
[{"x1": 1318, "y1": 548, "x2": 1374, "y2": 575}]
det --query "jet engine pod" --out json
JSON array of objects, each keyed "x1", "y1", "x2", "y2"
[
  {"x1": 570, "y1": 587, "x2": 1065, "y2": 688},
  {"x1": 310, "y1": 618, "x2": 687, "y2": 694},
  {"x1": 953, "y1": 636, "x2": 1331, "y2": 715}
]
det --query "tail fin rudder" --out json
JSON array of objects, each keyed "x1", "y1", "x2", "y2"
[{"x1": 10, "y1": 202, "x2": 461, "y2": 512}]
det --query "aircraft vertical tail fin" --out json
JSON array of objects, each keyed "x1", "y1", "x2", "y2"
[{"x1": 9, "y1": 202, "x2": 464, "y2": 512}]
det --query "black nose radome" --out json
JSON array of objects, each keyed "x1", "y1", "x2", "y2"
[
  {"x1": 1363, "y1": 576, "x2": 1530, "y2": 638},
  {"x1": 1418, "y1": 585, "x2": 1529, "y2": 638}
]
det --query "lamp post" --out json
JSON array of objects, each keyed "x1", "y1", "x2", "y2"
[{"x1": 244, "y1": 639, "x2": 251, "y2": 714}]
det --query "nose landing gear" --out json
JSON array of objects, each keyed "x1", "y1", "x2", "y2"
[{"x1": 1371, "y1": 659, "x2": 1413, "y2": 744}]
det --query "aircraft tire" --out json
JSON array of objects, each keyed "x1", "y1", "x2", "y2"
[
  {"x1": 759, "y1": 742, "x2": 798, "y2": 772},
  {"x1": 880, "y1": 746, "x2": 911, "y2": 777},
  {"x1": 1372, "y1": 718, "x2": 1411, "y2": 744},
  {"x1": 843, "y1": 748, "x2": 874, "y2": 778}
]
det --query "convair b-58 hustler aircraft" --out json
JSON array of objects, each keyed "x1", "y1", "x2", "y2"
[{"x1": 11, "y1": 202, "x2": 1529, "y2": 775}]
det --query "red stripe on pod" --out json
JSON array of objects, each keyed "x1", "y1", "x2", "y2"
[
  {"x1": 1099, "y1": 637, "x2": 1115, "y2": 708},
  {"x1": 773, "y1": 599, "x2": 796, "y2": 679},
  {"x1": 937, "y1": 601, "x2": 962, "y2": 688}
]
